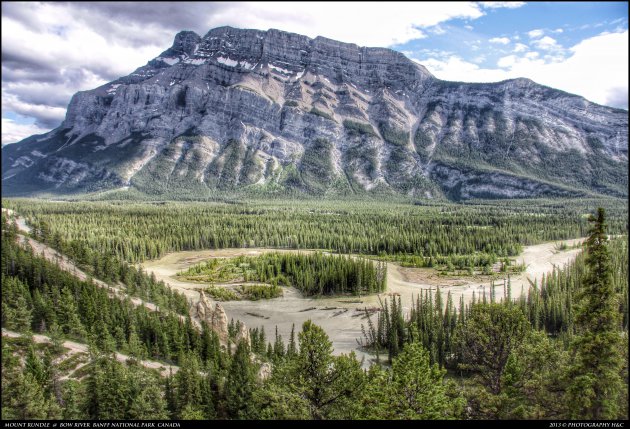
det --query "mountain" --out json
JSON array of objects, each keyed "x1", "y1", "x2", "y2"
[{"x1": 2, "y1": 26, "x2": 627, "y2": 199}]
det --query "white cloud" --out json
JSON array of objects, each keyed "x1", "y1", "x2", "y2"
[
  {"x1": 415, "y1": 30, "x2": 629, "y2": 108},
  {"x1": 489, "y1": 37, "x2": 510, "y2": 45},
  {"x1": 1, "y1": 118, "x2": 50, "y2": 146},
  {"x1": 527, "y1": 29, "x2": 545, "y2": 39},
  {"x1": 2, "y1": 94, "x2": 67, "y2": 127},
  {"x1": 203, "y1": 2, "x2": 489, "y2": 47},
  {"x1": 415, "y1": 55, "x2": 510, "y2": 83},
  {"x1": 479, "y1": 2, "x2": 525, "y2": 9},
  {"x1": 513, "y1": 43, "x2": 528, "y2": 53},
  {"x1": 553, "y1": 28, "x2": 564, "y2": 33},
  {"x1": 532, "y1": 36, "x2": 561, "y2": 51},
  {"x1": 1, "y1": 4, "x2": 166, "y2": 136},
  {"x1": 497, "y1": 55, "x2": 516, "y2": 68},
  {"x1": 430, "y1": 25, "x2": 447, "y2": 35}
]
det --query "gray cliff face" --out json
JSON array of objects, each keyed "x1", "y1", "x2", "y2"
[{"x1": 2, "y1": 26, "x2": 627, "y2": 199}]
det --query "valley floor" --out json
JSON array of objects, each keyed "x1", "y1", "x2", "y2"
[{"x1": 141, "y1": 239, "x2": 584, "y2": 363}]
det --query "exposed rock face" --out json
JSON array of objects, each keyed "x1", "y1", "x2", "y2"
[
  {"x1": 258, "y1": 362, "x2": 272, "y2": 381},
  {"x1": 193, "y1": 291, "x2": 230, "y2": 343},
  {"x1": 2, "y1": 26, "x2": 627, "y2": 199},
  {"x1": 235, "y1": 322, "x2": 251, "y2": 347},
  {"x1": 194, "y1": 290, "x2": 210, "y2": 321},
  {"x1": 211, "y1": 303, "x2": 229, "y2": 343}
]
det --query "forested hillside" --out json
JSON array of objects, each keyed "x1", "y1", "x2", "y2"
[{"x1": 1, "y1": 204, "x2": 627, "y2": 420}]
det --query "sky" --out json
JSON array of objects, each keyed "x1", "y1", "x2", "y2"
[{"x1": 1, "y1": 1, "x2": 628, "y2": 146}]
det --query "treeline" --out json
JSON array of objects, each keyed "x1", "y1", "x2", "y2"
[
  {"x1": 181, "y1": 252, "x2": 387, "y2": 296},
  {"x1": 378, "y1": 252, "x2": 524, "y2": 273},
  {"x1": 361, "y1": 237, "x2": 628, "y2": 366},
  {"x1": 4, "y1": 198, "x2": 626, "y2": 265}
]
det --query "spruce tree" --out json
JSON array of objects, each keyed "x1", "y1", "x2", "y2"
[
  {"x1": 173, "y1": 352, "x2": 203, "y2": 417},
  {"x1": 278, "y1": 320, "x2": 365, "y2": 419},
  {"x1": 224, "y1": 339, "x2": 257, "y2": 419},
  {"x1": 1, "y1": 276, "x2": 32, "y2": 332},
  {"x1": 287, "y1": 323, "x2": 297, "y2": 358},
  {"x1": 61, "y1": 380, "x2": 86, "y2": 419},
  {"x1": 360, "y1": 341, "x2": 461, "y2": 419},
  {"x1": 455, "y1": 303, "x2": 530, "y2": 395},
  {"x1": 567, "y1": 208, "x2": 623, "y2": 419},
  {"x1": 128, "y1": 382, "x2": 169, "y2": 419}
]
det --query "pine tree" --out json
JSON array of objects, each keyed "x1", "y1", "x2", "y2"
[
  {"x1": 5, "y1": 372, "x2": 52, "y2": 419},
  {"x1": 455, "y1": 303, "x2": 530, "y2": 395},
  {"x1": 287, "y1": 323, "x2": 297, "y2": 358},
  {"x1": 224, "y1": 339, "x2": 257, "y2": 419},
  {"x1": 58, "y1": 286, "x2": 86, "y2": 339},
  {"x1": 127, "y1": 324, "x2": 145, "y2": 361},
  {"x1": 1, "y1": 276, "x2": 33, "y2": 332},
  {"x1": 279, "y1": 320, "x2": 365, "y2": 419},
  {"x1": 360, "y1": 341, "x2": 462, "y2": 419},
  {"x1": 173, "y1": 352, "x2": 203, "y2": 417},
  {"x1": 61, "y1": 380, "x2": 86, "y2": 419},
  {"x1": 129, "y1": 382, "x2": 169, "y2": 419},
  {"x1": 567, "y1": 208, "x2": 624, "y2": 419},
  {"x1": 272, "y1": 326, "x2": 285, "y2": 362}
]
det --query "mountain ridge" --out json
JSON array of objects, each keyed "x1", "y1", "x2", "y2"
[{"x1": 2, "y1": 26, "x2": 627, "y2": 199}]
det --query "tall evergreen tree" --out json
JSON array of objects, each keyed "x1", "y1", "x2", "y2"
[
  {"x1": 454, "y1": 303, "x2": 530, "y2": 395},
  {"x1": 360, "y1": 341, "x2": 463, "y2": 419},
  {"x1": 287, "y1": 323, "x2": 297, "y2": 358},
  {"x1": 1, "y1": 276, "x2": 32, "y2": 332},
  {"x1": 275, "y1": 320, "x2": 365, "y2": 419},
  {"x1": 567, "y1": 208, "x2": 624, "y2": 419},
  {"x1": 224, "y1": 339, "x2": 257, "y2": 419},
  {"x1": 173, "y1": 352, "x2": 203, "y2": 418}
]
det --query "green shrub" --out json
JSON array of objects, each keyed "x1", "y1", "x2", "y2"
[
  {"x1": 379, "y1": 123, "x2": 409, "y2": 146},
  {"x1": 310, "y1": 108, "x2": 335, "y2": 121},
  {"x1": 343, "y1": 120, "x2": 377, "y2": 137}
]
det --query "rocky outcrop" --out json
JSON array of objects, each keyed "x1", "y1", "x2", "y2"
[
  {"x1": 258, "y1": 362, "x2": 272, "y2": 380},
  {"x1": 211, "y1": 303, "x2": 229, "y2": 344},
  {"x1": 193, "y1": 290, "x2": 230, "y2": 344},
  {"x1": 235, "y1": 322, "x2": 251, "y2": 347},
  {"x1": 2, "y1": 26, "x2": 627, "y2": 200}
]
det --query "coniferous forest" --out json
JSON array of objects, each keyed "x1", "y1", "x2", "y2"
[
  {"x1": 1, "y1": 198, "x2": 628, "y2": 421},
  {"x1": 178, "y1": 252, "x2": 387, "y2": 296}
]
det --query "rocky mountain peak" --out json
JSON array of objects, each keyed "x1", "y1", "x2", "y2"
[
  {"x1": 1, "y1": 26, "x2": 627, "y2": 200},
  {"x1": 169, "y1": 30, "x2": 202, "y2": 56}
]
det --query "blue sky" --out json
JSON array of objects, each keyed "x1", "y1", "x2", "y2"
[
  {"x1": 2, "y1": 2, "x2": 628, "y2": 145},
  {"x1": 396, "y1": 2, "x2": 627, "y2": 71}
]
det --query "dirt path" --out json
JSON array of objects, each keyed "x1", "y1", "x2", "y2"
[
  {"x1": 2, "y1": 208, "x2": 31, "y2": 233},
  {"x1": 141, "y1": 238, "x2": 584, "y2": 364},
  {"x1": 2, "y1": 328, "x2": 179, "y2": 377}
]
